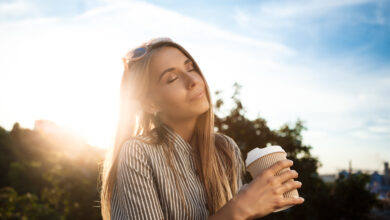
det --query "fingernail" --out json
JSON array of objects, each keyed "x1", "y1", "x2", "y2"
[{"x1": 300, "y1": 197, "x2": 305, "y2": 202}]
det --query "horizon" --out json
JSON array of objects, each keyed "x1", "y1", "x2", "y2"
[{"x1": 3, "y1": 118, "x2": 388, "y2": 176}]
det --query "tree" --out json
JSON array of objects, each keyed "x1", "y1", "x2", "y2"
[
  {"x1": 0, "y1": 186, "x2": 63, "y2": 220},
  {"x1": 0, "y1": 123, "x2": 103, "y2": 220}
]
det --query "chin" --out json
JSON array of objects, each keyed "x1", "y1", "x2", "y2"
[{"x1": 196, "y1": 102, "x2": 210, "y2": 115}]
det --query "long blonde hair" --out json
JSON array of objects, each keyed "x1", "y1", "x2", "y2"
[{"x1": 99, "y1": 39, "x2": 245, "y2": 219}]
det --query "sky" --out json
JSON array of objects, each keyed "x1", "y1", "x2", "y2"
[{"x1": 0, "y1": 0, "x2": 389, "y2": 175}]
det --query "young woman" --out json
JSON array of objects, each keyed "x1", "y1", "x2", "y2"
[{"x1": 99, "y1": 37, "x2": 304, "y2": 220}]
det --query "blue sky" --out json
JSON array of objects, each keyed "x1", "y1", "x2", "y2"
[{"x1": 0, "y1": 0, "x2": 389, "y2": 175}]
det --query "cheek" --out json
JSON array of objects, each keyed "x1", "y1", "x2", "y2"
[{"x1": 159, "y1": 85, "x2": 187, "y2": 109}]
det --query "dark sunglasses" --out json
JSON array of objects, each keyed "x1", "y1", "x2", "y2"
[{"x1": 124, "y1": 37, "x2": 173, "y2": 63}]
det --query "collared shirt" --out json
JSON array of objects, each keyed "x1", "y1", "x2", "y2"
[{"x1": 111, "y1": 123, "x2": 245, "y2": 220}]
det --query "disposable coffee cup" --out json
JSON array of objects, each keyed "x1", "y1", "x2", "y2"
[{"x1": 245, "y1": 145, "x2": 300, "y2": 212}]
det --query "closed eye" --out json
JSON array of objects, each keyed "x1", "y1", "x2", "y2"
[
  {"x1": 167, "y1": 77, "x2": 178, "y2": 83},
  {"x1": 166, "y1": 69, "x2": 196, "y2": 84},
  {"x1": 159, "y1": 58, "x2": 196, "y2": 83}
]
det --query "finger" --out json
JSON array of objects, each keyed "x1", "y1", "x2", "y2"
[
  {"x1": 269, "y1": 159, "x2": 293, "y2": 176},
  {"x1": 276, "y1": 169, "x2": 298, "y2": 184},
  {"x1": 278, "y1": 180, "x2": 302, "y2": 195},
  {"x1": 278, "y1": 196, "x2": 305, "y2": 208}
]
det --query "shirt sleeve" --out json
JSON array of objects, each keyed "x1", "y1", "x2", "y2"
[{"x1": 112, "y1": 139, "x2": 164, "y2": 220}]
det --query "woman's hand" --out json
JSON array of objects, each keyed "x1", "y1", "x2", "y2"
[{"x1": 232, "y1": 159, "x2": 304, "y2": 220}]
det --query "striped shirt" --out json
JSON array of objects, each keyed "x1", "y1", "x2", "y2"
[{"x1": 111, "y1": 123, "x2": 245, "y2": 220}]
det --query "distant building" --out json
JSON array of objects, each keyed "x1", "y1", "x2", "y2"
[
  {"x1": 368, "y1": 162, "x2": 390, "y2": 201},
  {"x1": 384, "y1": 162, "x2": 390, "y2": 185},
  {"x1": 319, "y1": 162, "x2": 390, "y2": 201},
  {"x1": 319, "y1": 174, "x2": 337, "y2": 183},
  {"x1": 339, "y1": 170, "x2": 350, "y2": 178}
]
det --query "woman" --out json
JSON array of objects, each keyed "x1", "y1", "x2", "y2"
[{"x1": 99, "y1": 37, "x2": 304, "y2": 220}]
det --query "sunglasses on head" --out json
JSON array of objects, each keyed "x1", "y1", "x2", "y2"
[{"x1": 124, "y1": 37, "x2": 173, "y2": 63}]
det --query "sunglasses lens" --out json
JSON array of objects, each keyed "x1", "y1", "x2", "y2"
[
  {"x1": 125, "y1": 38, "x2": 173, "y2": 62},
  {"x1": 131, "y1": 47, "x2": 147, "y2": 59}
]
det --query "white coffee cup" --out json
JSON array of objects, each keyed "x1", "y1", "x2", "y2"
[{"x1": 246, "y1": 145, "x2": 300, "y2": 212}]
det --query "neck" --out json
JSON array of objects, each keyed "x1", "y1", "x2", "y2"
[{"x1": 162, "y1": 116, "x2": 197, "y2": 143}]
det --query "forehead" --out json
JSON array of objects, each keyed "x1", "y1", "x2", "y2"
[{"x1": 149, "y1": 46, "x2": 189, "y2": 77}]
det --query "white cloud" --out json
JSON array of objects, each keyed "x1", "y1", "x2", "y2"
[
  {"x1": 0, "y1": 0, "x2": 43, "y2": 21},
  {"x1": 233, "y1": 0, "x2": 387, "y2": 38},
  {"x1": 0, "y1": 1, "x2": 33, "y2": 14},
  {"x1": 234, "y1": 8, "x2": 250, "y2": 28},
  {"x1": 258, "y1": 0, "x2": 374, "y2": 19}
]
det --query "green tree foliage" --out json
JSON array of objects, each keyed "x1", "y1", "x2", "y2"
[
  {"x1": 0, "y1": 126, "x2": 14, "y2": 188},
  {"x1": 0, "y1": 187, "x2": 63, "y2": 220},
  {"x1": 0, "y1": 123, "x2": 104, "y2": 219},
  {"x1": 327, "y1": 173, "x2": 378, "y2": 219}
]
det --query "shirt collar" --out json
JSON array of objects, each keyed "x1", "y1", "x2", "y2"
[{"x1": 160, "y1": 123, "x2": 193, "y2": 154}]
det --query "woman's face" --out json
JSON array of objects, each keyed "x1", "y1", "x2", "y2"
[{"x1": 147, "y1": 46, "x2": 209, "y2": 122}]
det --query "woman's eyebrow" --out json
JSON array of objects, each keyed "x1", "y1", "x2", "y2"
[{"x1": 158, "y1": 58, "x2": 192, "y2": 82}]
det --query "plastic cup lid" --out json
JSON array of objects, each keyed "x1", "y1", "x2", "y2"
[{"x1": 245, "y1": 145, "x2": 286, "y2": 167}]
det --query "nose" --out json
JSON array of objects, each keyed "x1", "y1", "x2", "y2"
[{"x1": 184, "y1": 71, "x2": 200, "y2": 90}]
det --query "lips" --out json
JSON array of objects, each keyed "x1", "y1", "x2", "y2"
[{"x1": 190, "y1": 90, "x2": 205, "y2": 101}]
